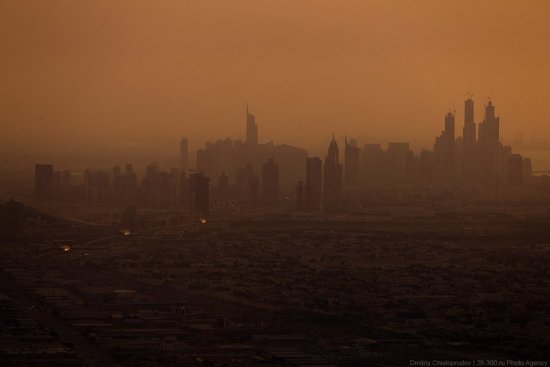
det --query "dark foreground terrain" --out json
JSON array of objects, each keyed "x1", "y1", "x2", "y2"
[{"x1": 1, "y1": 208, "x2": 550, "y2": 366}]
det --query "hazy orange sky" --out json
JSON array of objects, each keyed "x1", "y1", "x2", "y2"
[{"x1": 1, "y1": 0, "x2": 550, "y2": 159}]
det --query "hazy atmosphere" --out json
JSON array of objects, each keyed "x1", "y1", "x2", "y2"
[
  {"x1": 1, "y1": 0, "x2": 550, "y2": 167},
  {"x1": 3, "y1": 2, "x2": 550, "y2": 366}
]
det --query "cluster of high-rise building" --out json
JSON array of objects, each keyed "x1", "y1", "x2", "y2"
[
  {"x1": 429, "y1": 99, "x2": 532, "y2": 187},
  {"x1": 34, "y1": 161, "x2": 210, "y2": 217},
  {"x1": 34, "y1": 98, "x2": 540, "y2": 216}
]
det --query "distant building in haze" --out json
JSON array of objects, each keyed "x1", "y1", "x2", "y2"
[
  {"x1": 261, "y1": 158, "x2": 279, "y2": 203},
  {"x1": 323, "y1": 136, "x2": 343, "y2": 213},
  {"x1": 462, "y1": 98, "x2": 478, "y2": 181},
  {"x1": 478, "y1": 100, "x2": 500, "y2": 184},
  {"x1": 344, "y1": 137, "x2": 360, "y2": 187},
  {"x1": 245, "y1": 105, "x2": 258, "y2": 147},
  {"x1": 362, "y1": 144, "x2": 386, "y2": 184},
  {"x1": 216, "y1": 172, "x2": 229, "y2": 202},
  {"x1": 522, "y1": 157, "x2": 533, "y2": 184},
  {"x1": 508, "y1": 154, "x2": 524, "y2": 186},
  {"x1": 197, "y1": 148, "x2": 214, "y2": 179},
  {"x1": 180, "y1": 138, "x2": 189, "y2": 173},
  {"x1": 387, "y1": 143, "x2": 411, "y2": 184},
  {"x1": 236, "y1": 164, "x2": 259, "y2": 206},
  {"x1": 189, "y1": 172, "x2": 210, "y2": 217},
  {"x1": 296, "y1": 181, "x2": 303, "y2": 209},
  {"x1": 500, "y1": 145, "x2": 512, "y2": 184},
  {"x1": 433, "y1": 112, "x2": 455, "y2": 183},
  {"x1": 35, "y1": 164, "x2": 54, "y2": 199},
  {"x1": 305, "y1": 157, "x2": 323, "y2": 210}
]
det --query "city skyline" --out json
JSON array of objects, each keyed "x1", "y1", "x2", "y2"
[
  {"x1": 3, "y1": 96, "x2": 550, "y2": 178},
  {"x1": 25, "y1": 97, "x2": 543, "y2": 217},
  {"x1": 13, "y1": 97, "x2": 544, "y2": 172},
  {"x1": 1, "y1": 1, "x2": 550, "y2": 157},
  {"x1": 2, "y1": 2, "x2": 550, "y2": 364}
]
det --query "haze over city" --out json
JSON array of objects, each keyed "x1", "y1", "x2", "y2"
[
  {"x1": 1, "y1": 0, "x2": 550, "y2": 166},
  {"x1": 2, "y1": 2, "x2": 550, "y2": 366}
]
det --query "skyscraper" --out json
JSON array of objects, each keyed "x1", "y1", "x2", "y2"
[
  {"x1": 189, "y1": 172, "x2": 210, "y2": 217},
  {"x1": 434, "y1": 112, "x2": 455, "y2": 183},
  {"x1": 500, "y1": 145, "x2": 512, "y2": 184},
  {"x1": 216, "y1": 172, "x2": 229, "y2": 202},
  {"x1": 462, "y1": 98, "x2": 477, "y2": 182},
  {"x1": 522, "y1": 157, "x2": 533, "y2": 184},
  {"x1": 323, "y1": 136, "x2": 343, "y2": 213},
  {"x1": 180, "y1": 138, "x2": 189, "y2": 173},
  {"x1": 296, "y1": 181, "x2": 303, "y2": 210},
  {"x1": 445, "y1": 112, "x2": 456, "y2": 175},
  {"x1": 508, "y1": 153, "x2": 523, "y2": 186},
  {"x1": 35, "y1": 164, "x2": 54, "y2": 199},
  {"x1": 245, "y1": 105, "x2": 258, "y2": 147},
  {"x1": 387, "y1": 142, "x2": 411, "y2": 184},
  {"x1": 478, "y1": 100, "x2": 500, "y2": 183},
  {"x1": 344, "y1": 137, "x2": 360, "y2": 187},
  {"x1": 196, "y1": 148, "x2": 214, "y2": 179},
  {"x1": 236, "y1": 164, "x2": 259, "y2": 206},
  {"x1": 305, "y1": 157, "x2": 322, "y2": 210},
  {"x1": 362, "y1": 144, "x2": 387, "y2": 184},
  {"x1": 261, "y1": 158, "x2": 279, "y2": 203}
]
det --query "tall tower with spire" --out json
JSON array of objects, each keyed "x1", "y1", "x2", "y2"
[
  {"x1": 462, "y1": 97, "x2": 477, "y2": 182},
  {"x1": 323, "y1": 135, "x2": 343, "y2": 213},
  {"x1": 478, "y1": 99, "x2": 501, "y2": 183},
  {"x1": 245, "y1": 104, "x2": 258, "y2": 147}
]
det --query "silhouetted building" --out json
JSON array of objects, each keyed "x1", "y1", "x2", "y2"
[
  {"x1": 454, "y1": 136, "x2": 464, "y2": 183},
  {"x1": 305, "y1": 157, "x2": 322, "y2": 210},
  {"x1": 522, "y1": 157, "x2": 533, "y2": 184},
  {"x1": 197, "y1": 148, "x2": 214, "y2": 179},
  {"x1": 296, "y1": 181, "x2": 303, "y2": 210},
  {"x1": 62, "y1": 169, "x2": 71, "y2": 189},
  {"x1": 387, "y1": 143, "x2": 410, "y2": 184},
  {"x1": 141, "y1": 163, "x2": 159, "y2": 207},
  {"x1": 180, "y1": 138, "x2": 189, "y2": 173},
  {"x1": 463, "y1": 98, "x2": 478, "y2": 181},
  {"x1": 52, "y1": 171, "x2": 61, "y2": 197},
  {"x1": 216, "y1": 172, "x2": 229, "y2": 202},
  {"x1": 270, "y1": 144, "x2": 308, "y2": 188},
  {"x1": 419, "y1": 149, "x2": 435, "y2": 182},
  {"x1": 362, "y1": 144, "x2": 386, "y2": 184},
  {"x1": 478, "y1": 100, "x2": 500, "y2": 184},
  {"x1": 508, "y1": 154, "x2": 523, "y2": 186},
  {"x1": 113, "y1": 164, "x2": 137, "y2": 205},
  {"x1": 189, "y1": 172, "x2": 210, "y2": 217},
  {"x1": 500, "y1": 145, "x2": 512, "y2": 185},
  {"x1": 168, "y1": 168, "x2": 180, "y2": 207},
  {"x1": 323, "y1": 136, "x2": 343, "y2": 213},
  {"x1": 35, "y1": 164, "x2": 54, "y2": 199},
  {"x1": 261, "y1": 158, "x2": 279, "y2": 203},
  {"x1": 344, "y1": 137, "x2": 360, "y2": 187},
  {"x1": 433, "y1": 112, "x2": 455, "y2": 183},
  {"x1": 246, "y1": 105, "x2": 258, "y2": 147},
  {"x1": 236, "y1": 164, "x2": 259, "y2": 206},
  {"x1": 212, "y1": 138, "x2": 237, "y2": 182}
]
